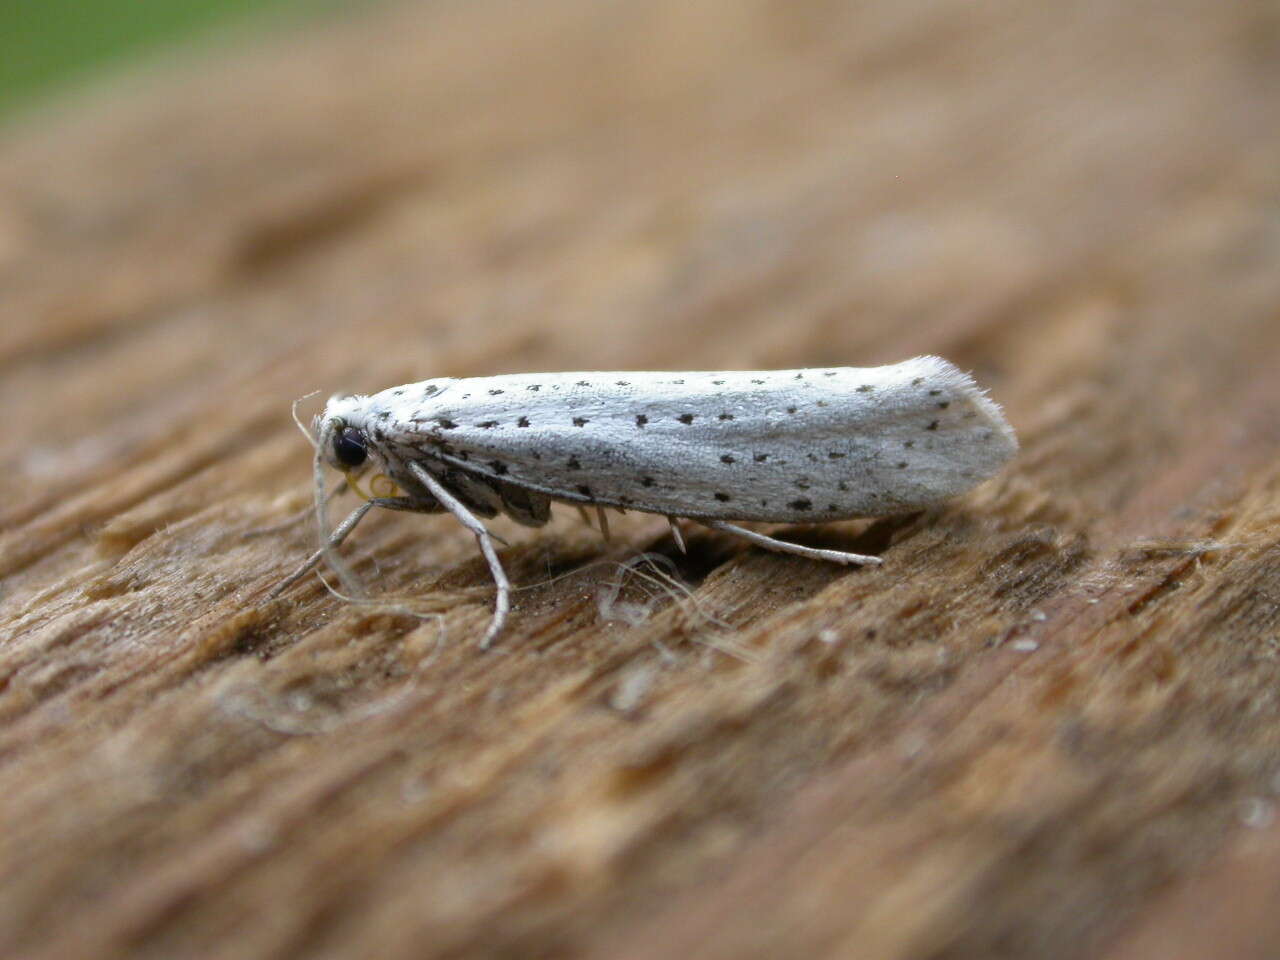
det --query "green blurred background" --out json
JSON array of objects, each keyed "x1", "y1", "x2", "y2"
[{"x1": 0, "y1": 0, "x2": 336, "y2": 122}]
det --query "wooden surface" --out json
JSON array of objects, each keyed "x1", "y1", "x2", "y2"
[{"x1": 3, "y1": 0, "x2": 1280, "y2": 957}]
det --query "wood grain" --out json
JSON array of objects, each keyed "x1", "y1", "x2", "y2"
[{"x1": 2, "y1": 0, "x2": 1280, "y2": 957}]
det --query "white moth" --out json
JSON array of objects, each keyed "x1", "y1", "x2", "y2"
[{"x1": 272, "y1": 356, "x2": 1017, "y2": 646}]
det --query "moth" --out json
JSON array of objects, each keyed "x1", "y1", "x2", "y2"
[{"x1": 271, "y1": 356, "x2": 1017, "y2": 646}]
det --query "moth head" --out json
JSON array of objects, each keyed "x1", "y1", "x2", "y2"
[
  {"x1": 315, "y1": 394, "x2": 371, "y2": 474},
  {"x1": 330, "y1": 421, "x2": 368, "y2": 468}
]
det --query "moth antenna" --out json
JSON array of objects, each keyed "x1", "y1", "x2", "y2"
[
  {"x1": 314, "y1": 440, "x2": 367, "y2": 599},
  {"x1": 291, "y1": 390, "x2": 322, "y2": 449}
]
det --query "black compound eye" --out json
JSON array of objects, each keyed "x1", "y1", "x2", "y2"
[{"x1": 332, "y1": 427, "x2": 368, "y2": 468}]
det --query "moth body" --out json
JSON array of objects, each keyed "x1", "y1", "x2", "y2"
[
  {"x1": 322, "y1": 356, "x2": 1015, "y2": 525},
  {"x1": 290, "y1": 357, "x2": 1017, "y2": 646}
]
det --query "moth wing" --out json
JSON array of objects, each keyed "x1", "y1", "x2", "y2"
[{"x1": 384, "y1": 360, "x2": 1015, "y2": 522}]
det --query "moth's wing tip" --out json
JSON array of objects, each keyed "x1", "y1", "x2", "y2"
[
  {"x1": 911, "y1": 355, "x2": 1020, "y2": 462},
  {"x1": 963, "y1": 380, "x2": 1018, "y2": 457}
]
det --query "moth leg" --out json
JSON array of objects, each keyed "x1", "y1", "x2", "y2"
[
  {"x1": 667, "y1": 517, "x2": 688, "y2": 555},
  {"x1": 596, "y1": 505, "x2": 612, "y2": 542},
  {"x1": 367, "y1": 495, "x2": 507, "y2": 545},
  {"x1": 267, "y1": 500, "x2": 375, "y2": 599},
  {"x1": 408, "y1": 462, "x2": 511, "y2": 650},
  {"x1": 698, "y1": 520, "x2": 883, "y2": 567},
  {"x1": 243, "y1": 478, "x2": 350, "y2": 539},
  {"x1": 266, "y1": 495, "x2": 440, "y2": 600},
  {"x1": 365, "y1": 496, "x2": 442, "y2": 513}
]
